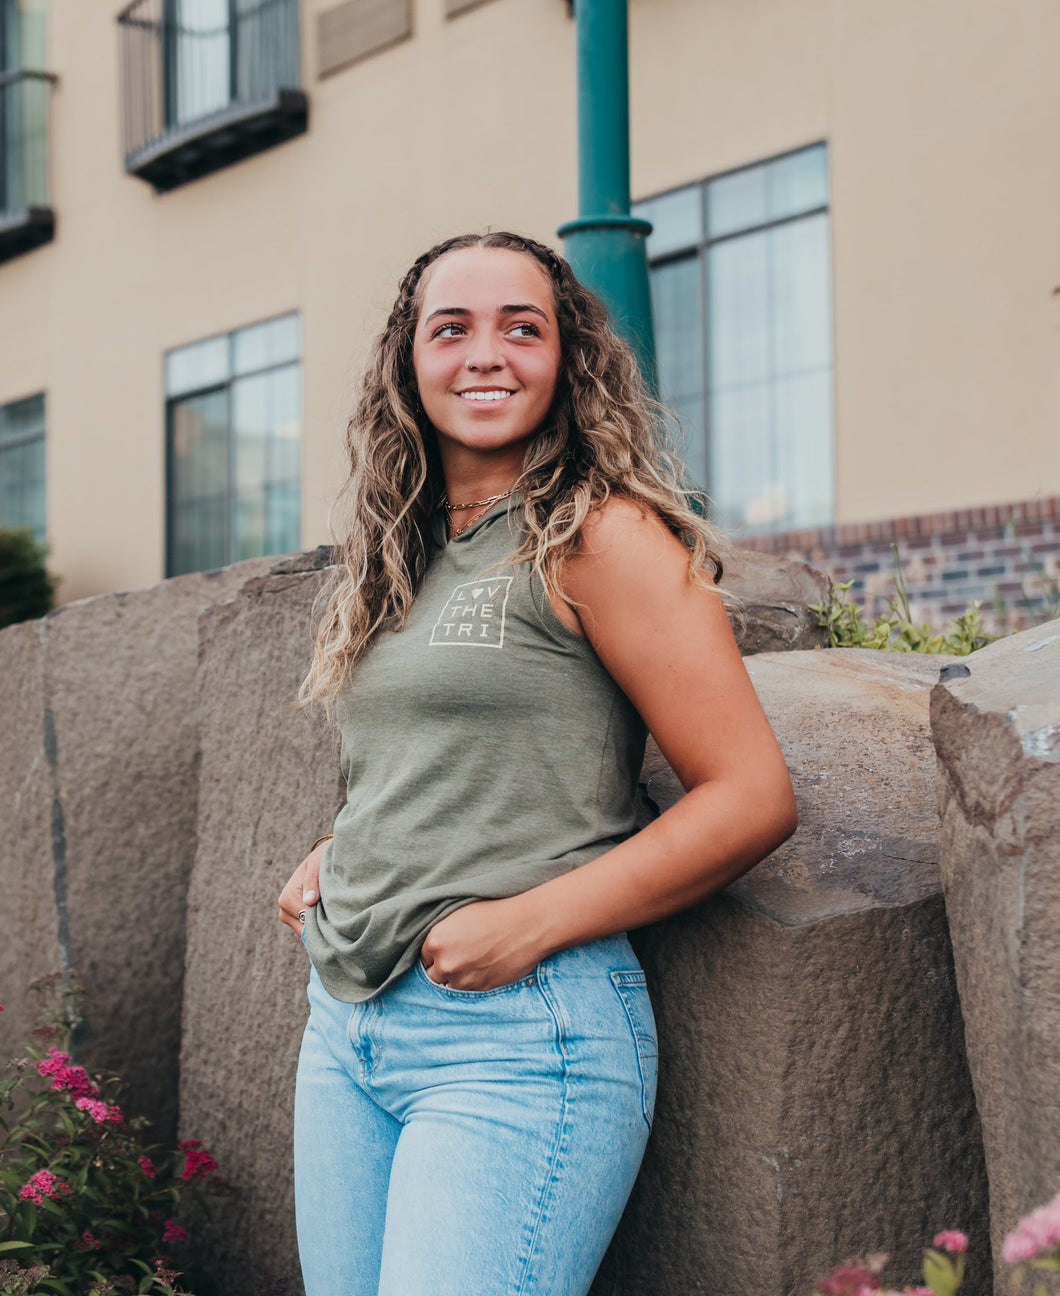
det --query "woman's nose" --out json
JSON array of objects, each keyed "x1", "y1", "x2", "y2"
[{"x1": 464, "y1": 340, "x2": 502, "y2": 371}]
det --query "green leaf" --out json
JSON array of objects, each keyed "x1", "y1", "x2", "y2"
[
  {"x1": 0, "y1": 1239, "x2": 35, "y2": 1252},
  {"x1": 922, "y1": 1249, "x2": 959, "y2": 1296}
]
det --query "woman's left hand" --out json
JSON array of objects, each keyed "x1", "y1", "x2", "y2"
[{"x1": 420, "y1": 897, "x2": 543, "y2": 991}]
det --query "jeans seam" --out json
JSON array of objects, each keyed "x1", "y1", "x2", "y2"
[
  {"x1": 609, "y1": 975, "x2": 656, "y2": 1131},
  {"x1": 512, "y1": 970, "x2": 571, "y2": 1295}
]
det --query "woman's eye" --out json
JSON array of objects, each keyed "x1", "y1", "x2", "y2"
[
  {"x1": 432, "y1": 323, "x2": 465, "y2": 339},
  {"x1": 508, "y1": 322, "x2": 541, "y2": 338}
]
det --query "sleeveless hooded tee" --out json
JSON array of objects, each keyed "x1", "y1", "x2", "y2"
[{"x1": 303, "y1": 498, "x2": 648, "y2": 1002}]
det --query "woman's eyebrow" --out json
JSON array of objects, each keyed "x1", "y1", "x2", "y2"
[
  {"x1": 498, "y1": 303, "x2": 549, "y2": 321},
  {"x1": 423, "y1": 306, "x2": 470, "y2": 325},
  {"x1": 422, "y1": 303, "x2": 551, "y2": 327}
]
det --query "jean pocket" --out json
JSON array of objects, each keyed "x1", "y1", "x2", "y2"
[
  {"x1": 610, "y1": 970, "x2": 658, "y2": 1129},
  {"x1": 413, "y1": 957, "x2": 532, "y2": 999}
]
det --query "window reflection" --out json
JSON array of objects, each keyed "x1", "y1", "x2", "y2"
[
  {"x1": 166, "y1": 313, "x2": 301, "y2": 576},
  {"x1": 0, "y1": 392, "x2": 46, "y2": 543},
  {"x1": 635, "y1": 143, "x2": 834, "y2": 535}
]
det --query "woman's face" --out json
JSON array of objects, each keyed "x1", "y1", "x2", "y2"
[{"x1": 411, "y1": 247, "x2": 562, "y2": 475}]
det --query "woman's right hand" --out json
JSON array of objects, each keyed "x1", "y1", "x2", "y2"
[{"x1": 277, "y1": 837, "x2": 329, "y2": 935}]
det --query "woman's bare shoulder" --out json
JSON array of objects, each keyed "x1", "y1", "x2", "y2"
[{"x1": 565, "y1": 495, "x2": 707, "y2": 596}]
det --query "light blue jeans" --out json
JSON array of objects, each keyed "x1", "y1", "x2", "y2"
[{"x1": 293, "y1": 932, "x2": 657, "y2": 1296}]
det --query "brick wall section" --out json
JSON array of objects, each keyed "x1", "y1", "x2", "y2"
[{"x1": 738, "y1": 496, "x2": 1060, "y2": 634}]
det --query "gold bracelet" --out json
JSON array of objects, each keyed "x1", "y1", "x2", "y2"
[{"x1": 310, "y1": 833, "x2": 334, "y2": 853}]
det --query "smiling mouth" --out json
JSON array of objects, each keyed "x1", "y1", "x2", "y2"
[{"x1": 457, "y1": 389, "x2": 514, "y2": 403}]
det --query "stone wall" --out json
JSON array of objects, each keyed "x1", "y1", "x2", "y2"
[
  {"x1": 2, "y1": 553, "x2": 1056, "y2": 1295},
  {"x1": 0, "y1": 559, "x2": 272, "y2": 1140}
]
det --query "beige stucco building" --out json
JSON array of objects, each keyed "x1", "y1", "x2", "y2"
[{"x1": 0, "y1": 0, "x2": 1057, "y2": 609}]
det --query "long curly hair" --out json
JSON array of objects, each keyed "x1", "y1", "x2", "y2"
[{"x1": 299, "y1": 230, "x2": 728, "y2": 708}]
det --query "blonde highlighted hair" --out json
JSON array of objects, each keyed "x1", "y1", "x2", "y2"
[{"x1": 300, "y1": 231, "x2": 728, "y2": 709}]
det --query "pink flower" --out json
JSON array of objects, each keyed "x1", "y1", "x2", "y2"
[
  {"x1": 178, "y1": 1139, "x2": 217, "y2": 1180},
  {"x1": 933, "y1": 1230, "x2": 968, "y2": 1254},
  {"x1": 36, "y1": 1047, "x2": 98, "y2": 1100},
  {"x1": 18, "y1": 1169, "x2": 72, "y2": 1204},
  {"x1": 153, "y1": 1258, "x2": 179, "y2": 1284},
  {"x1": 74, "y1": 1096, "x2": 123, "y2": 1125},
  {"x1": 1002, "y1": 1189, "x2": 1060, "y2": 1264},
  {"x1": 139, "y1": 1155, "x2": 158, "y2": 1178},
  {"x1": 162, "y1": 1219, "x2": 188, "y2": 1244},
  {"x1": 1003, "y1": 1232, "x2": 1040, "y2": 1264},
  {"x1": 815, "y1": 1266, "x2": 881, "y2": 1296},
  {"x1": 80, "y1": 1230, "x2": 100, "y2": 1250}
]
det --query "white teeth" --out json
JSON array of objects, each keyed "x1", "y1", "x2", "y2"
[{"x1": 459, "y1": 390, "x2": 512, "y2": 402}]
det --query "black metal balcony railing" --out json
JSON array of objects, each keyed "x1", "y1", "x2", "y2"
[
  {"x1": 0, "y1": 67, "x2": 57, "y2": 264},
  {"x1": 118, "y1": 0, "x2": 307, "y2": 192}
]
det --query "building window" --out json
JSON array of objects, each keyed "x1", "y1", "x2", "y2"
[
  {"x1": 165, "y1": 313, "x2": 301, "y2": 576},
  {"x1": 0, "y1": 0, "x2": 56, "y2": 264},
  {"x1": 0, "y1": 391, "x2": 45, "y2": 541},
  {"x1": 634, "y1": 143, "x2": 834, "y2": 535},
  {"x1": 118, "y1": 0, "x2": 307, "y2": 193}
]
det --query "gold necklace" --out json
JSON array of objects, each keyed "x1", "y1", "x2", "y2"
[{"x1": 442, "y1": 488, "x2": 515, "y2": 539}]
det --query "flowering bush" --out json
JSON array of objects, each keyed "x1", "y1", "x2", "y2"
[
  {"x1": 1002, "y1": 1189, "x2": 1060, "y2": 1296},
  {"x1": 812, "y1": 1229, "x2": 966, "y2": 1296},
  {"x1": 0, "y1": 977, "x2": 219, "y2": 1295},
  {"x1": 813, "y1": 1197, "x2": 1060, "y2": 1296}
]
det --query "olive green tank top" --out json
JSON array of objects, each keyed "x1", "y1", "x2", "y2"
[{"x1": 303, "y1": 497, "x2": 648, "y2": 1002}]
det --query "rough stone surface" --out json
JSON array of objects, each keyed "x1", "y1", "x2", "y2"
[
  {"x1": 269, "y1": 544, "x2": 832, "y2": 656},
  {"x1": 0, "y1": 558, "x2": 271, "y2": 1139},
  {"x1": 724, "y1": 547, "x2": 831, "y2": 655},
  {"x1": 931, "y1": 617, "x2": 1060, "y2": 1293},
  {"x1": 0, "y1": 618, "x2": 62, "y2": 1067},
  {"x1": 594, "y1": 649, "x2": 989, "y2": 1296},
  {"x1": 178, "y1": 565, "x2": 345, "y2": 1296}
]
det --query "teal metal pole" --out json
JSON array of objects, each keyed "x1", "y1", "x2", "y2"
[{"x1": 557, "y1": 0, "x2": 657, "y2": 391}]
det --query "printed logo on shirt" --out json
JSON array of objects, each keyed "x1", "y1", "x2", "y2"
[{"x1": 429, "y1": 576, "x2": 514, "y2": 648}]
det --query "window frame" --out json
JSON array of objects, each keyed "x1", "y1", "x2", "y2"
[
  {"x1": 164, "y1": 313, "x2": 302, "y2": 577},
  {"x1": 0, "y1": 389, "x2": 46, "y2": 543},
  {"x1": 636, "y1": 142, "x2": 835, "y2": 536}
]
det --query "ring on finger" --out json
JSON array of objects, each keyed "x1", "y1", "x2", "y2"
[{"x1": 297, "y1": 910, "x2": 306, "y2": 924}]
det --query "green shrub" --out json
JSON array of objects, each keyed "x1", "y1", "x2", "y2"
[
  {"x1": 0, "y1": 975, "x2": 215, "y2": 1295},
  {"x1": 0, "y1": 529, "x2": 55, "y2": 630},
  {"x1": 811, "y1": 547, "x2": 996, "y2": 656}
]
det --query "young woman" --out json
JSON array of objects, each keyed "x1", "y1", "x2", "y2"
[{"x1": 278, "y1": 231, "x2": 797, "y2": 1296}]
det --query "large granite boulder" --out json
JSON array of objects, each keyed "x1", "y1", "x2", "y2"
[
  {"x1": 596, "y1": 649, "x2": 989, "y2": 1296},
  {"x1": 178, "y1": 557, "x2": 343, "y2": 1295},
  {"x1": 0, "y1": 618, "x2": 63, "y2": 1067},
  {"x1": 931, "y1": 617, "x2": 1060, "y2": 1293},
  {"x1": 725, "y1": 547, "x2": 831, "y2": 654},
  {"x1": 0, "y1": 559, "x2": 271, "y2": 1138},
  {"x1": 275, "y1": 545, "x2": 831, "y2": 657},
  {"x1": 180, "y1": 572, "x2": 989, "y2": 1296}
]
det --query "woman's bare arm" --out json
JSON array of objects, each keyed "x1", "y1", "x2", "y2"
[{"x1": 420, "y1": 498, "x2": 798, "y2": 988}]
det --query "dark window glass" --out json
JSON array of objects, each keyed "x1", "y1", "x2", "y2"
[
  {"x1": 0, "y1": 391, "x2": 46, "y2": 542},
  {"x1": 635, "y1": 143, "x2": 834, "y2": 534},
  {"x1": 1, "y1": 0, "x2": 49, "y2": 211},
  {"x1": 166, "y1": 314, "x2": 301, "y2": 576}
]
